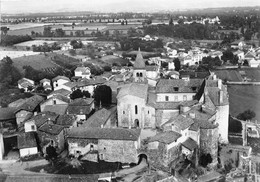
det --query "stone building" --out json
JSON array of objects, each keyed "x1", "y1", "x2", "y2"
[{"x1": 67, "y1": 127, "x2": 141, "y2": 163}]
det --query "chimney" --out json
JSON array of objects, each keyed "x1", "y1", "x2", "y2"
[
  {"x1": 218, "y1": 79, "x2": 222, "y2": 90},
  {"x1": 219, "y1": 90, "x2": 224, "y2": 104}
]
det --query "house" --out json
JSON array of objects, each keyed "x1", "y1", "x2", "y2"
[
  {"x1": 82, "y1": 106, "x2": 117, "y2": 128},
  {"x1": 181, "y1": 137, "x2": 198, "y2": 158},
  {"x1": 8, "y1": 98, "x2": 28, "y2": 108},
  {"x1": 61, "y1": 42, "x2": 73, "y2": 51},
  {"x1": 43, "y1": 105, "x2": 68, "y2": 115},
  {"x1": 52, "y1": 76, "x2": 70, "y2": 91},
  {"x1": 17, "y1": 132, "x2": 38, "y2": 157},
  {"x1": 75, "y1": 78, "x2": 107, "y2": 96},
  {"x1": 40, "y1": 94, "x2": 70, "y2": 112},
  {"x1": 18, "y1": 78, "x2": 35, "y2": 92},
  {"x1": 248, "y1": 58, "x2": 260, "y2": 68},
  {"x1": 66, "y1": 98, "x2": 95, "y2": 121},
  {"x1": 38, "y1": 123, "x2": 65, "y2": 153},
  {"x1": 233, "y1": 50, "x2": 245, "y2": 60},
  {"x1": 40, "y1": 78, "x2": 52, "y2": 91},
  {"x1": 67, "y1": 127, "x2": 141, "y2": 163},
  {"x1": 15, "y1": 95, "x2": 44, "y2": 126},
  {"x1": 47, "y1": 89, "x2": 72, "y2": 99},
  {"x1": 147, "y1": 131, "x2": 182, "y2": 167},
  {"x1": 24, "y1": 111, "x2": 59, "y2": 132},
  {"x1": 74, "y1": 67, "x2": 91, "y2": 79}
]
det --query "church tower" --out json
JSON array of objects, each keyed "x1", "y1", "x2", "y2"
[{"x1": 133, "y1": 48, "x2": 146, "y2": 83}]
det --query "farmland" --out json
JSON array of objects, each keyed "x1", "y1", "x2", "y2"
[{"x1": 227, "y1": 85, "x2": 260, "y2": 122}]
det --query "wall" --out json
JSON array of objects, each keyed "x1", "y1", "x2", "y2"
[
  {"x1": 19, "y1": 147, "x2": 38, "y2": 157},
  {"x1": 188, "y1": 129, "x2": 200, "y2": 145},
  {"x1": 24, "y1": 121, "x2": 37, "y2": 132},
  {"x1": 157, "y1": 93, "x2": 196, "y2": 102},
  {"x1": 0, "y1": 133, "x2": 4, "y2": 160},
  {"x1": 117, "y1": 95, "x2": 155, "y2": 129},
  {"x1": 53, "y1": 79, "x2": 69, "y2": 90},
  {"x1": 133, "y1": 70, "x2": 146, "y2": 82},
  {"x1": 39, "y1": 130, "x2": 65, "y2": 152},
  {"x1": 146, "y1": 71, "x2": 158, "y2": 79},
  {"x1": 98, "y1": 139, "x2": 139, "y2": 163},
  {"x1": 54, "y1": 84, "x2": 73, "y2": 92},
  {"x1": 68, "y1": 138, "x2": 98, "y2": 156},
  {"x1": 216, "y1": 105, "x2": 229, "y2": 144}
]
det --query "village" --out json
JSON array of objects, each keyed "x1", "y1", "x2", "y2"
[{"x1": 0, "y1": 6, "x2": 260, "y2": 182}]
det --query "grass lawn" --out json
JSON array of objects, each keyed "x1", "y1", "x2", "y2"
[{"x1": 227, "y1": 85, "x2": 260, "y2": 122}]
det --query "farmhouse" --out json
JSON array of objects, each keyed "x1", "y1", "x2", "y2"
[
  {"x1": 74, "y1": 67, "x2": 91, "y2": 79},
  {"x1": 18, "y1": 78, "x2": 35, "y2": 92},
  {"x1": 52, "y1": 76, "x2": 70, "y2": 91}
]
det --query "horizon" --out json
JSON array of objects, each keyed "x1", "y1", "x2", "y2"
[{"x1": 1, "y1": 0, "x2": 260, "y2": 15}]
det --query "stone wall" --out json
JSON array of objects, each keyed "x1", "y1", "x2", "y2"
[
  {"x1": 216, "y1": 105, "x2": 229, "y2": 144},
  {"x1": 98, "y1": 139, "x2": 138, "y2": 163}
]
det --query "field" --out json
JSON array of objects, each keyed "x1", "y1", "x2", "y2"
[
  {"x1": 227, "y1": 85, "x2": 260, "y2": 122},
  {"x1": 0, "y1": 51, "x2": 39, "y2": 60},
  {"x1": 214, "y1": 68, "x2": 260, "y2": 82},
  {"x1": 14, "y1": 40, "x2": 56, "y2": 47},
  {"x1": 100, "y1": 55, "x2": 130, "y2": 66}
]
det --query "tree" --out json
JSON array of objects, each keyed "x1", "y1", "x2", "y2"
[
  {"x1": 1, "y1": 27, "x2": 9, "y2": 35},
  {"x1": 243, "y1": 60, "x2": 249, "y2": 66},
  {"x1": 45, "y1": 145, "x2": 58, "y2": 166},
  {"x1": 237, "y1": 109, "x2": 256, "y2": 121},
  {"x1": 54, "y1": 28, "x2": 65, "y2": 37},
  {"x1": 93, "y1": 85, "x2": 112, "y2": 107},
  {"x1": 43, "y1": 27, "x2": 53, "y2": 37},
  {"x1": 199, "y1": 153, "x2": 213, "y2": 167},
  {"x1": 70, "y1": 89, "x2": 90, "y2": 100},
  {"x1": 174, "y1": 58, "x2": 181, "y2": 71},
  {"x1": 244, "y1": 29, "x2": 253, "y2": 41},
  {"x1": 169, "y1": 18, "x2": 174, "y2": 25},
  {"x1": 69, "y1": 49, "x2": 76, "y2": 56}
]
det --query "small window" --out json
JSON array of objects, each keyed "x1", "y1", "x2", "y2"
[
  {"x1": 148, "y1": 111, "x2": 149, "y2": 114},
  {"x1": 56, "y1": 83, "x2": 58, "y2": 87},
  {"x1": 192, "y1": 87, "x2": 197, "y2": 91},
  {"x1": 90, "y1": 144, "x2": 94, "y2": 151},
  {"x1": 104, "y1": 147, "x2": 106, "y2": 151},
  {"x1": 53, "y1": 100, "x2": 56, "y2": 105},
  {"x1": 183, "y1": 95, "x2": 187, "y2": 101},
  {"x1": 50, "y1": 140, "x2": 54, "y2": 146},
  {"x1": 136, "y1": 73, "x2": 140, "y2": 77},
  {"x1": 140, "y1": 72, "x2": 143, "y2": 77},
  {"x1": 123, "y1": 111, "x2": 125, "y2": 114},
  {"x1": 135, "y1": 105, "x2": 138, "y2": 114},
  {"x1": 31, "y1": 125, "x2": 35, "y2": 131},
  {"x1": 174, "y1": 87, "x2": 179, "y2": 91},
  {"x1": 165, "y1": 96, "x2": 169, "y2": 101}
]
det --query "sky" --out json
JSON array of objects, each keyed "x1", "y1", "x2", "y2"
[{"x1": 1, "y1": 0, "x2": 260, "y2": 14}]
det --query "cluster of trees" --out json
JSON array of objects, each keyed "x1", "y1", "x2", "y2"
[
  {"x1": 32, "y1": 42, "x2": 61, "y2": 52},
  {"x1": 143, "y1": 23, "x2": 218, "y2": 40},
  {"x1": 221, "y1": 50, "x2": 239, "y2": 65},
  {"x1": 70, "y1": 40, "x2": 83, "y2": 49},
  {"x1": 93, "y1": 85, "x2": 112, "y2": 107},
  {"x1": 237, "y1": 109, "x2": 256, "y2": 121},
  {"x1": 70, "y1": 89, "x2": 91, "y2": 100},
  {"x1": 119, "y1": 37, "x2": 163, "y2": 51},
  {"x1": 0, "y1": 35, "x2": 32, "y2": 46},
  {"x1": 0, "y1": 56, "x2": 22, "y2": 91},
  {"x1": 201, "y1": 56, "x2": 222, "y2": 68}
]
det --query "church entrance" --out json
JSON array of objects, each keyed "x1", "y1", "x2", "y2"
[{"x1": 134, "y1": 119, "x2": 140, "y2": 128}]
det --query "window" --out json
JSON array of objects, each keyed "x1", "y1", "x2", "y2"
[
  {"x1": 123, "y1": 111, "x2": 125, "y2": 114},
  {"x1": 50, "y1": 140, "x2": 54, "y2": 146},
  {"x1": 31, "y1": 125, "x2": 35, "y2": 131},
  {"x1": 174, "y1": 96, "x2": 178, "y2": 102},
  {"x1": 148, "y1": 111, "x2": 149, "y2": 114},
  {"x1": 192, "y1": 87, "x2": 197, "y2": 91},
  {"x1": 136, "y1": 73, "x2": 140, "y2": 77},
  {"x1": 90, "y1": 144, "x2": 94, "y2": 151},
  {"x1": 56, "y1": 83, "x2": 58, "y2": 87},
  {"x1": 165, "y1": 96, "x2": 169, "y2": 101},
  {"x1": 174, "y1": 87, "x2": 179, "y2": 91},
  {"x1": 104, "y1": 147, "x2": 106, "y2": 151},
  {"x1": 140, "y1": 72, "x2": 143, "y2": 77},
  {"x1": 183, "y1": 95, "x2": 187, "y2": 101},
  {"x1": 135, "y1": 105, "x2": 138, "y2": 114},
  {"x1": 53, "y1": 99, "x2": 56, "y2": 105}
]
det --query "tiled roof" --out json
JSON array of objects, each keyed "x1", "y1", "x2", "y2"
[
  {"x1": 48, "y1": 89, "x2": 71, "y2": 97},
  {"x1": 52, "y1": 76, "x2": 70, "y2": 82},
  {"x1": 182, "y1": 137, "x2": 198, "y2": 151},
  {"x1": 75, "y1": 67, "x2": 90, "y2": 73},
  {"x1": 82, "y1": 107, "x2": 116, "y2": 128},
  {"x1": 69, "y1": 98, "x2": 94, "y2": 106},
  {"x1": 68, "y1": 128, "x2": 141, "y2": 141},
  {"x1": 145, "y1": 66, "x2": 158, "y2": 71},
  {"x1": 134, "y1": 49, "x2": 145, "y2": 69},
  {"x1": 156, "y1": 79, "x2": 203, "y2": 93},
  {"x1": 148, "y1": 131, "x2": 182, "y2": 144},
  {"x1": 43, "y1": 105, "x2": 68, "y2": 115},
  {"x1": 15, "y1": 95, "x2": 44, "y2": 113},
  {"x1": 191, "y1": 119, "x2": 218, "y2": 130},
  {"x1": 117, "y1": 83, "x2": 148, "y2": 100},
  {"x1": 163, "y1": 115, "x2": 194, "y2": 130},
  {"x1": 8, "y1": 98, "x2": 28, "y2": 108},
  {"x1": 206, "y1": 86, "x2": 229, "y2": 106},
  {"x1": 40, "y1": 78, "x2": 50, "y2": 83},
  {"x1": 56, "y1": 114, "x2": 77, "y2": 127},
  {"x1": 44, "y1": 94, "x2": 70, "y2": 104},
  {"x1": 18, "y1": 78, "x2": 34, "y2": 85},
  {"x1": 63, "y1": 81, "x2": 78, "y2": 88},
  {"x1": 29, "y1": 111, "x2": 59, "y2": 127},
  {"x1": 0, "y1": 107, "x2": 16, "y2": 120},
  {"x1": 75, "y1": 78, "x2": 106, "y2": 87},
  {"x1": 17, "y1": 132, "x2": 37, "y2": 149},
  {"x1": 197, "y1": 171, "x2": 222, "y2": 182},
  {"x1": 39, "y1": 123, "x2": 64, "y2": 135}
]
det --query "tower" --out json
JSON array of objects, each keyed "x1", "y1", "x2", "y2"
[{"x1": 133, "y1": 48, "x2": 146, "y2": 83}]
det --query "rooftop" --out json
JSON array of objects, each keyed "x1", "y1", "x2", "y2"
[
  {"x1": 29, "y1": 111, "x2": 59, "y2": 127},
  {"x1": 163, "y1": 115, "x2": 194, "y2": 131},
  {"x1": 52, "y1": 76, "x2": 70, "y2": 82},
  {"x1": 148, "y1": 131, "x2": 182, "y2": 144},
  {"x1": 56, "y1": 114, "x2": 77, "y2": 127},
  {"x1": 134, "y1": 49, "x2": 145, "y2": 69},
  {"x1": 68, "y1": 128, "x2": 141, "y2": 141},
  {"x1": 0, "y1": 107, "x2": 16, "y2": 121},
  {"x1": 182, "y1": 137, "x2": 198, "y2": 151},
  {"x1": 43, "y1": 105, "x2": 68, "y2": 115},
  {"x1": 39, "y1": 123, "x2": 64, "y2": 135},
  {"x1": 17, "y1": 132, "x2": 37, "y2": 149},
  {"x1": 117, "y1": 83, "x2": 148, "y2": 100},
  {"x1": 15, "y1": 95, "x2": 44, "y2": 113},
  {"x1": 48, "y1": 89, "x2": 71, "y2": 97}
]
